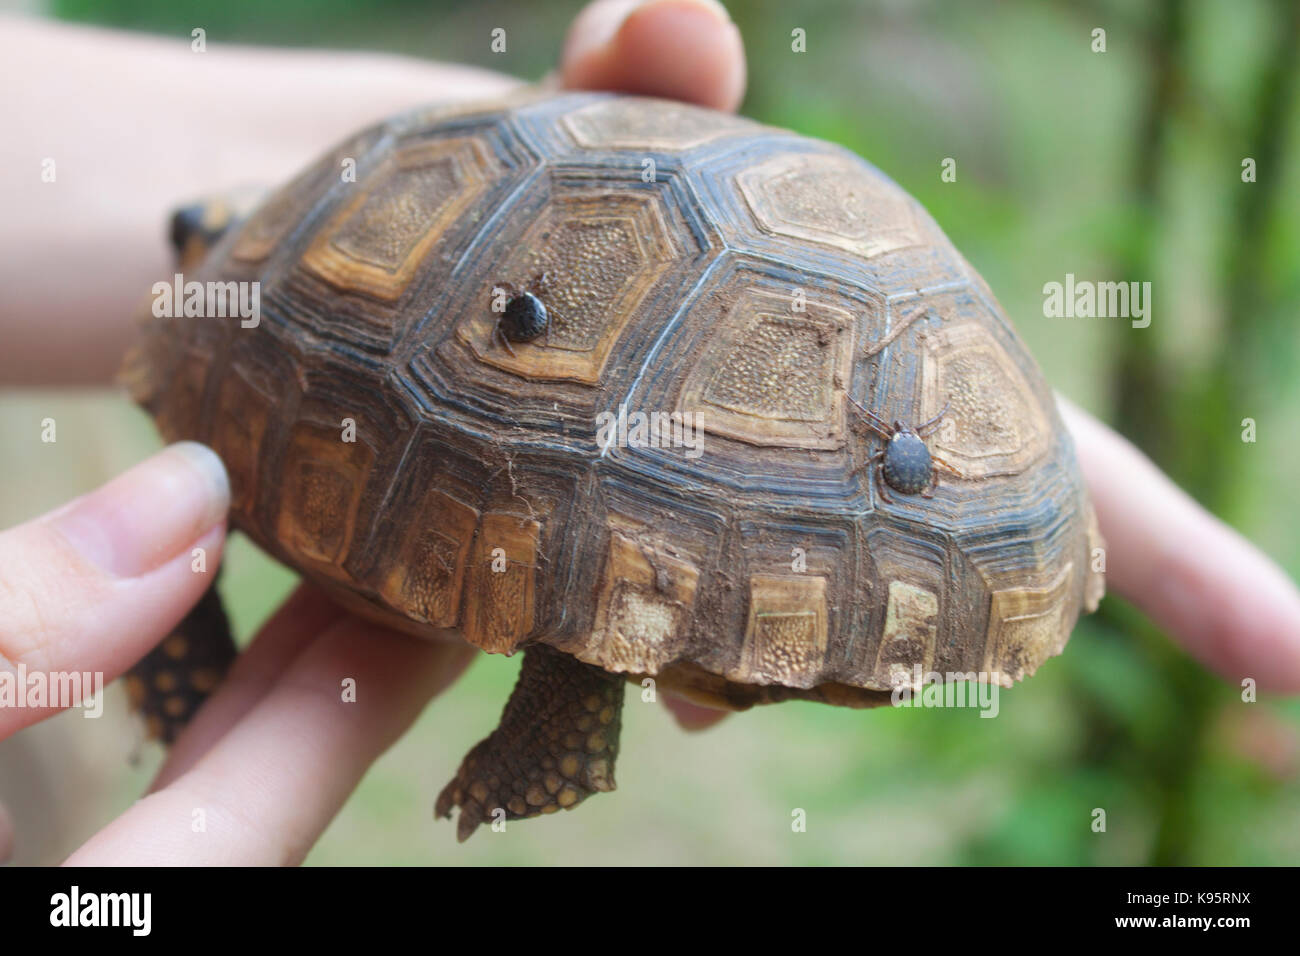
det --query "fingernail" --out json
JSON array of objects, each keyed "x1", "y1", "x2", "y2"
[
  {"x1": 572, "y1": 0, "x2": 733, "y2": 56},
  {"x1": 565, "y1": 0, "x2": 645, "y2": 61},
  {"x1": 632, "y1": 0, "x2": 735, "y2": 26},
  {"x1": 666, "y1": 0, "x2": 733, "y2": 26},
  {"x1": 52, "y1": 442, "x2": 230, "y2": 578}
]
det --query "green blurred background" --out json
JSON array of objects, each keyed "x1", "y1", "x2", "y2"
[{"x1": 2, "y1": 0, "x2": 1297, "y2": 864}]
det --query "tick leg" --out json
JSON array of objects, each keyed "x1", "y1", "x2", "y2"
[
  {"x1": 847, "y1": 395, "x2": 894, "y2": 440},
  {"x1": 931, "y1": 453, "x2": 963, "y2": 478},
  {"x1": 916, "y1": 402, "x2": 951, "y2": 437},
  {"x1": 874, "y1": 460, "x2": 894, "y2": 504},
  {"x1": 494, "y1": 325, "x2": 517, "y2": 358},
  {"x1": 921, "y1": 470, "x2": 939, "y2": 499}
]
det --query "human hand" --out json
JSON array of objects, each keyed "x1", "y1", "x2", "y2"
[
  {"x1": 0, "y1": 0, "x2": 746, "y2": 864},
  {"x1": 1057, "y1": 398, "x2": 1300, "y2": 690},
  {"x1": 0, "y1": 443, "x2": 471, "y2": 865}
]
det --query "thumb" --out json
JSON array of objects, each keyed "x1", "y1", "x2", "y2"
[
  {"x1": 561, "y1": 0, "x2": 747, "y2": 111},
  {"x1": 0, "y1": 442, "x2": 229, "y2": 738}
]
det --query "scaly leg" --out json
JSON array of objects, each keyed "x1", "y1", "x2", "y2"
[
  {"x1": 168, "y1": 187, "x2": 263, "y2": 268},
  {"x1": 436, "y1": 643, "x2": 625, "y2": 841},
  {"x1": 124, "y1": 581, "x2": 236, "y2": 745}
]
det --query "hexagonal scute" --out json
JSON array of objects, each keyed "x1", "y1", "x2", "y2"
[
  {"x1": 562, "y1": 95, "x2": 754, "y2": 151},
  {"x1": 655, "y1": 258, "x2": 872, "y2": 453},
  {"x1": 388, "y1": 86, "x2": 556, "y2": 136},
  {"x1": 228, "y1": 125, "x2": 386, "y2": 268},
  {"x1": 302, "y1": 137, "x2": 499, "y2": 301},
  {"x1": 678, "y1": 286, "x2": 856, "y2": 449},
  {"x1": 738, "y1": 152, "x2": 922, "y2": 260},
  {"x1": 920, "y1": 321, "x2": 1051, "y2": 479},
  {"x1": 456, "y1": 183, "x2": 684, "y2": 385},
  {"x1": 226, "y1": 114, "x2": 540, "y2": 359}
]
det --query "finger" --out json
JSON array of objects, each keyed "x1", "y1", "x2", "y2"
[
  {"x1": 154, "y1": 583, "x2": 470, "y2": 790},
  {"x1": 662, "y1": 692, "x2": 729, "y2": 731},
  {"x1": 66, "y1": 618, "x2": 474, "y2": 866},
  {"x1": 1058, "y1": 396, "x2": 1300, "y2": 691},
  {"x1": 0, "y1": 442, "x2": 228, "y2": 738},
  {"x1": 149, "y1": 583, "x2": 342, "y2": 791},
  {"x1": 561, "y1": 0, "x2": 747, "y2": 111}
]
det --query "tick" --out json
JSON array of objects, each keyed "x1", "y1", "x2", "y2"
[
  {"x1": 491, "y1": 273, "x2": 551, "y2": 356},
  {"x1": 847, "y1": 396, "x2": 962, "y2": 503}
]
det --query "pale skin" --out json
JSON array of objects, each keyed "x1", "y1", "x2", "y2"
[{"x1": 0, "y1": 1, "x2": 1295, "y2": 864}]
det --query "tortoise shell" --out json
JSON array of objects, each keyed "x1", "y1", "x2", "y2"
[{"x1": 125, "y1": 91, "x2": 1103, "y2": 711}]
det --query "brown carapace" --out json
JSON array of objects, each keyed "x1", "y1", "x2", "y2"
[{"x1": 122, "y1": 91, "x2": 1104, "y2": 841}]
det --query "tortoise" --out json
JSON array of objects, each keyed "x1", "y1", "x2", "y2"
[{"x1": 122, "y1": 90, "x2": 1105, "y2": 841}]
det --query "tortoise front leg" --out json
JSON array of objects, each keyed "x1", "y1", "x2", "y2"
[
  {"x1": 168, "y1": 188, "x2": 264, "y2": 269},
  {"x1": 125, "y1": 579, "x2": 237, "y2": 745},
  {"x1": 436, "y1": 643, "x2": 625, "y2": 841}
]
